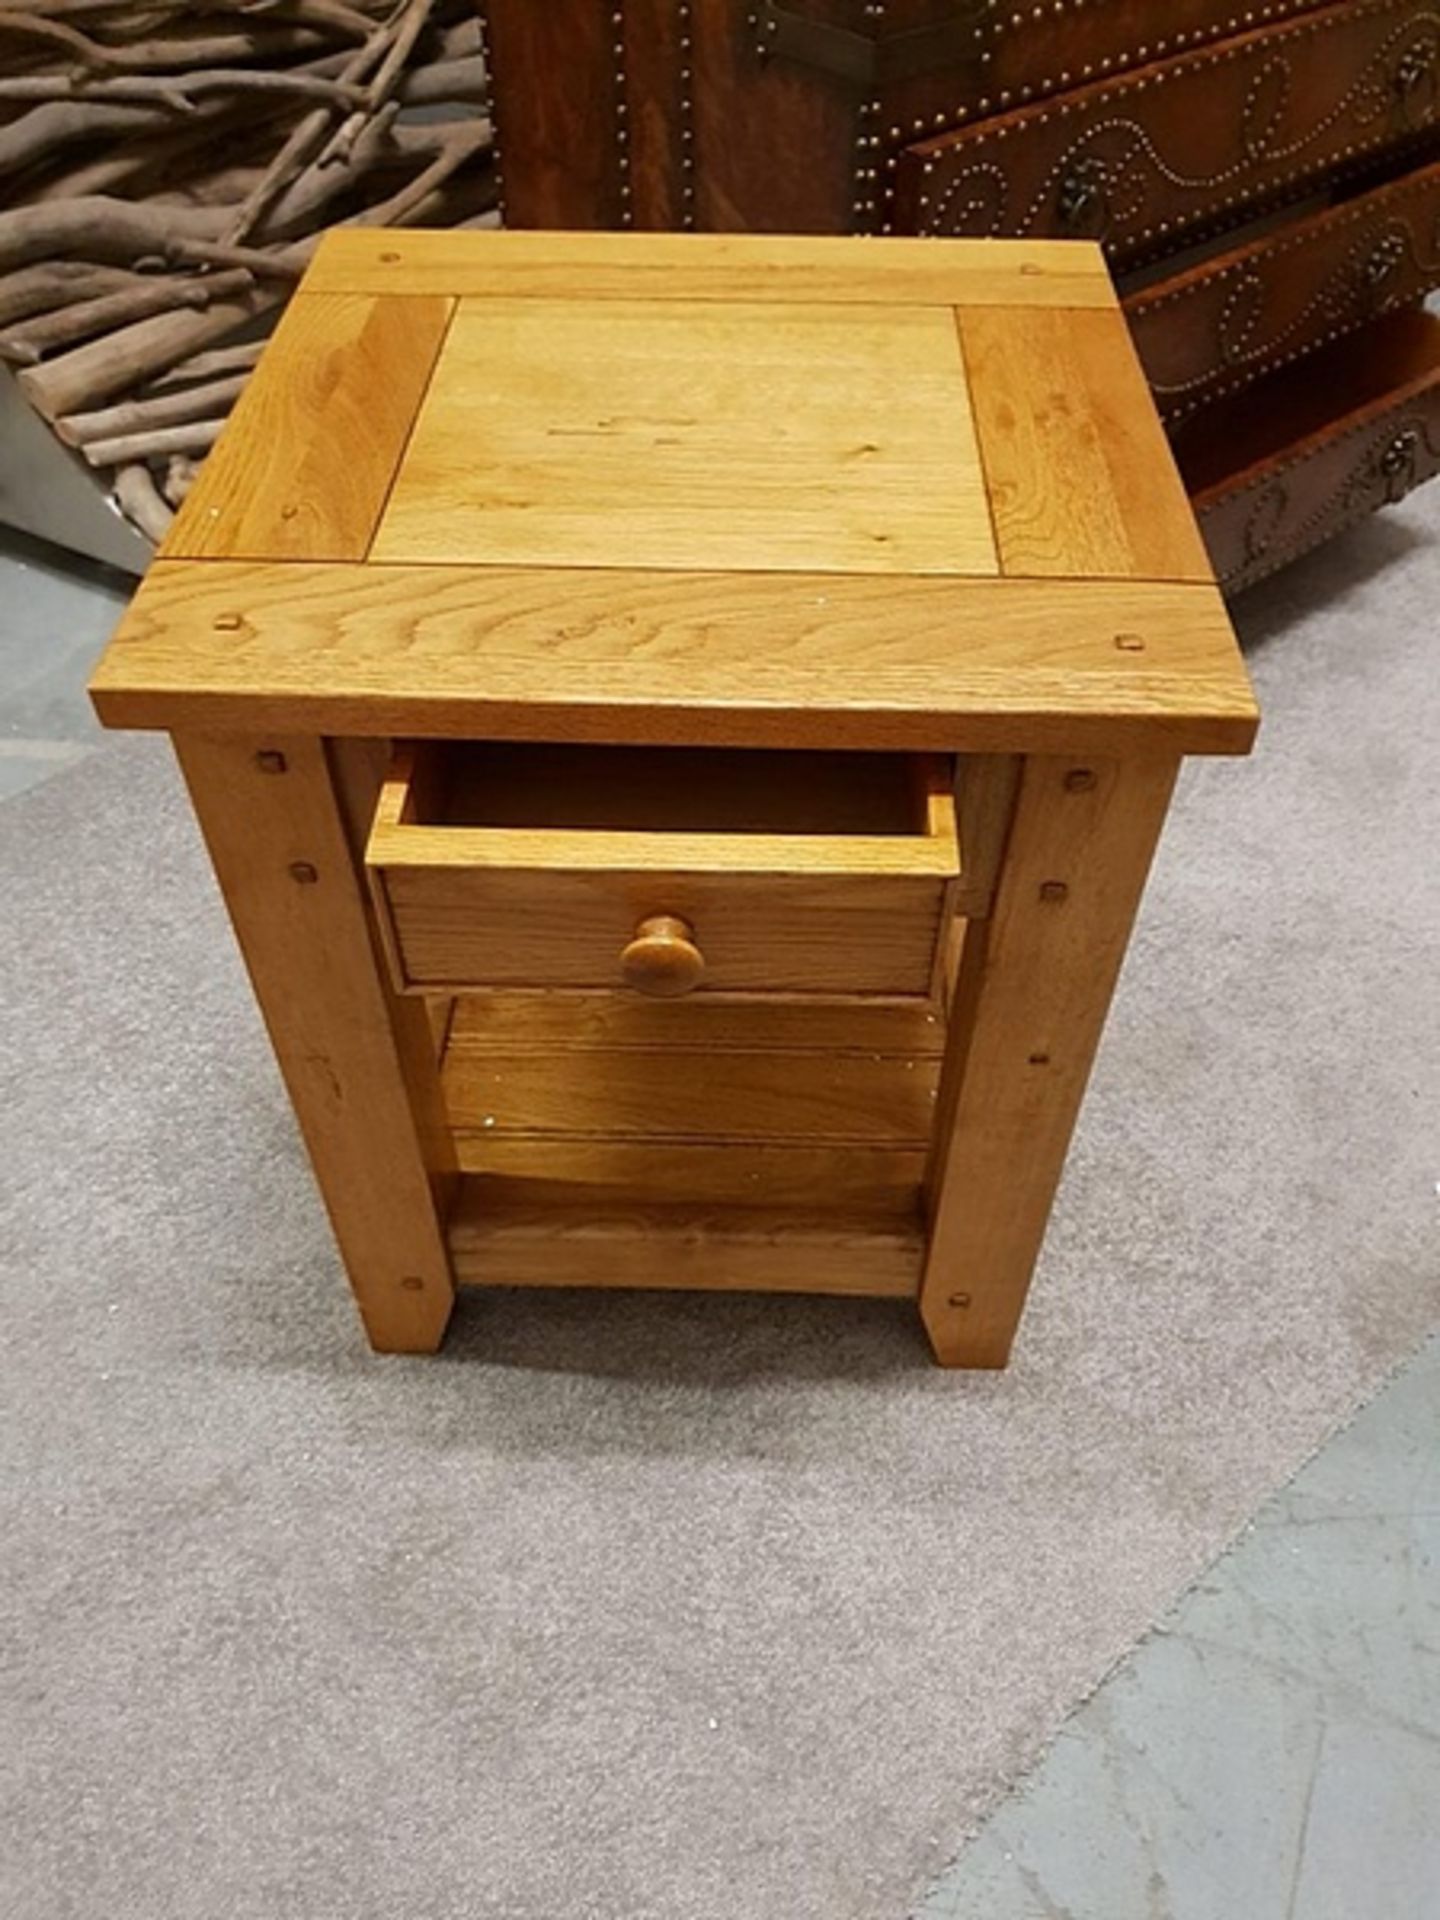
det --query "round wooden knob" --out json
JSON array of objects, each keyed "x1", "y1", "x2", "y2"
[{"x1": 620, "y1": 915, "x2": 705, "y2": 997}]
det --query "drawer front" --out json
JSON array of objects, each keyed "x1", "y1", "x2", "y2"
[
  {"x1": 897, "y1": 0, "x2": 1440, "y2": 268},
  {"x1": 1127, "y1": 157, "x2": 1440, "y2": 424},
  {"x1": 888, "y1": 0, "x2": 1337, "y2": 145},
  {"x1": 1190, "y1": 314, "x2": 1440, "y2": 591},
  {"x1": 973, "y1": 0, "x2": 1329, "y2": 115},
  {"x1": 367, "y1": 746, "x2": 959, "y2": 1000}
]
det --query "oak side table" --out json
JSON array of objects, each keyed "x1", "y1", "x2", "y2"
[{"x1": 90, "y1": 229, "x2": 1258, "y2": 1367}]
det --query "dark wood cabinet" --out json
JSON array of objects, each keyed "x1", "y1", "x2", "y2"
[{"x1": 479, "y1": 0, "x2": 1440, "y2": 589}]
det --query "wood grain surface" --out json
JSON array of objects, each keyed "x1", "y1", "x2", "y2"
[
  {"x1": 370, "y1": 741, "x2": 958, "y2": 874},
  {"x1": 443, "y1": 1033, "x2": 939, "y2": 1145},
  {"x1": 921, "y1": 752, "x2": 1180, "y2": 1366},
  {"x1": 374, "y1": 864, "x2": 953, "y2": 996},
  {"x1": 165, "y1": 292, "x2": 452, "y2": 563},
  {"x1": 91, "y1": 563, "x2": 1257, "y2": 754},
  {"x1": 452, "y1": 1139, "x2": 928, "y2": 1212},
  {"x1": 303, "y1": 227, "x2": 1116, "y2": 309},
  {"x1": 446, "y1": 999, "x2": 933, "y2": 1184},
  {"x1": 85, "y1": 228, "x2": 1260, "y2": 1363},
  {"x1": 956, "y1": 754, "x2": 1021, "y2": 919},
  {"x1": 441, "y1": 991, "x2": 946, "y2": 1055},
  {"x1": 442, "y1": 992, "x2": 936, "y2": 1238},
  {"x1": 448, "y1": 1186, "x2": 925, "y2": 1297},
  {"x1": 171, "y1": 731, "x2": 458, "y2": 1352},
  {"x1": 959, "y1": 305, "x2": 1212, "y2": 580},
  {"x1": 93, "y1": 231, "x2": 1254, "y2": 765},
  {"x1": 372, "y1": 297, "x2": 996, "y2": 575},
  {"x1": 369, "y1": 741, "x2": 957, "y2": 995},
  {"x1": 443, "y1": 983, "x2": 934, "y2": 1297}
]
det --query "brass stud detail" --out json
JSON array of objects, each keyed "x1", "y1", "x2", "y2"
[
  {"x1": 611, "y1": 0, "x2": 633, "y2": 226},
  {"x1": 1038, "y1": 880, "x2": 1069, "y2": 904},
  {"x1": 288, "y1": 862, "x2": 319, "y2": 885},
  {"x1": 678, "y1": 0, "x2": 697, "y2": 227},
  {"x1": 212, "y1": 612, "x2": 243, "y2": 631},
  {"x1": 947, "y1": 1291, "x2": 972, "y2": 1309},
  {"x1": 1114, "y1": 632, "x2": 1146, "y2": 652}
]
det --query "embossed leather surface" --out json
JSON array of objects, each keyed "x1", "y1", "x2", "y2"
[
  {"x1": 896, "y1": 0, "x2": 1440, "y2": 267},
  {"x1": 1190, "y1": 321, "x2": 1440, "y2": 590},
  {"x1": 886, "y1": 0, "x2": 1334, "y2": 146},
  {"x1": 1126, "y1": 155, "x2": 1440, "y2": 423},
  {"x1": 483, "y1": 2, "x2": 1348, "y2": 236},
  {"x1": 972, "y1": 0, "x2": 1327, "y2": 117}
]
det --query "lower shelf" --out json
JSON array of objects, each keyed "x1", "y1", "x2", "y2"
[
  {"x1": 438, "y1": 990, "x2": 940, "y2": 1299},
  {"x1": 448, "y1": 1181, "x2": 925, "y2": 1298}
]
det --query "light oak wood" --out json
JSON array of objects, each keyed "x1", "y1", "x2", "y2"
[
  {"x1": 372, "y1": 296, "x2": 997, "y2": 576},
  {"x1": 367, "y1": 742, "x2": 959, "y2": 996},
  {"x1": 376, "y1": 856, "x2": 954, "y2": 996},
  {"x1": 442, "y1": 1032, "x2": 938, "y2": 1147},
  {"x1": 172, "y1": 732, "x2": 457, "y2": 1352},
  {"x1": 449, "y1": 1185, "x2": 924, "y2": 1299},
  {"x1": 920, "y1": 753, "x2": 1179, "y2": 1367},
  {"x1": 371, "y1": 786, "x2": 958, "y2": 880},
  {"x1": 942, "y1": 755, "x2": 1021, "y2": 1005},
  {"x1": 86, "y1": 230, "x2": 1256, "y2": 1366},
  {"x1": 371, "y1": 743, "x2": 960, "y2": 871},
  {"x1": 433, "y1": 739, "x2": 951, "y2": 836},
  {"x1": 425, "y1": 995, "x2": 455, "y2": 1060},
  {"x1": 442, "y1": 990, "x2": 947, "y2": 1057},
  {"x1": 304, "y1": 226, "x2": 1117, "y2": 310},
  {"x1": 163, "y1": 291, "x2": 452, "y2": 562},
  {"x1": 620, "y1": 915, "x2": 707, "y2": 997},
  {"x1": 958, "y1": 306, "x2": 1212, "y2": 582},
  {"x1": 454, "y1": 1138, "x2": 929, "y2": 1213},
  {"x1": 441, "y1": 990, "x2": 936, "y2": 1216},
  {"x1": 91, "y1": 564, "x2": 1258, "y2": 756},
  {"x1": 956, "y1": 754, "x2": 1021, "y2": 918},
  {"x1": 325, "y1": 734, "x2": 456, "y2": 1064}
]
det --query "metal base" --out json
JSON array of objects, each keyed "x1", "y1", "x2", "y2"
[{"x1": 0, "y1": 370, "x2": 152, "y2": 577}]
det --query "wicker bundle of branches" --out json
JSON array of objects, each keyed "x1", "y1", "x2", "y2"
[{"x1": 0, "y1": 0, "x2": 493, "y2": 542}]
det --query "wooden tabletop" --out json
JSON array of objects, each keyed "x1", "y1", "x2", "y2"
[{"x1": 90, "y1": 229, "x2": 1257, "y2": 755}]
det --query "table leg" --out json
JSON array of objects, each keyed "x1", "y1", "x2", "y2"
[
  {"x1": 173, "y1": 731, "x2": 458, "y2": 1353},
  {"x1": 920, "y1": 753, "x2": 1180, "y2": 1368}
]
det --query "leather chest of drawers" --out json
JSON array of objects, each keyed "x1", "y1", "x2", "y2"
[{"x1": 481, "y1": 0, "x2": 1440, "y2": 589}]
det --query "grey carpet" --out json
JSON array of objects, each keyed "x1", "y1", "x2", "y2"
[{"x1": 3, "y1": 503, "x2": 1439, "y2": 1920}]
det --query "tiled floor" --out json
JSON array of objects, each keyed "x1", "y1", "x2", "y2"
[
  {"x1": 0, "y1": 528, "x2": 127, "y2": 800},
  {"x1": 4, "y1": 519, "x2": 1438, "y2": 1919},
  {"x1": 914, "y1": 1334, "x2": 1440, "y2": 1920}
]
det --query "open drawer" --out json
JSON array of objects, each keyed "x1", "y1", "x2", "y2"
[
  {"x1": 1180, "y1": 307, "x2": 1440, "y2": 593},
  {"x1": 366, "y1": 742, "x2": 959, "y2": 999}
]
